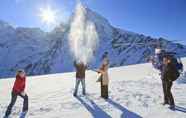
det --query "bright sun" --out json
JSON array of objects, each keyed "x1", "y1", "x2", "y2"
[{"x1": 39, "y1": 6, "x2": 58, "y2": 25}]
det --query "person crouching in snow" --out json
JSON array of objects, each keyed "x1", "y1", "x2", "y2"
[
  {"x1": 97, "y1": 52, "x2": 110, "y2": 99},
  {"x1": 73, "y1": 61, "x2": 87, "y2": 96},
  {"x1": 4, "y1": 70, "x2": 28, "y2": 118}
]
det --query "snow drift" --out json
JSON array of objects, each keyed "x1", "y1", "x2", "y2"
[{"x1": 0, "y1": 58, "x2": 186, "y2": 118}]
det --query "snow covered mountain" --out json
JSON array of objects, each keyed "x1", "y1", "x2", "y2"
[
  {"x1": 1, "y1": 3, "x2": 186, "y2": 78},
  {"x1": 0, "y1": 20, "x2": 50, "y2": 77},
  {"x1": 1, "y1": 58, "x2": 186, "y2": 118}
]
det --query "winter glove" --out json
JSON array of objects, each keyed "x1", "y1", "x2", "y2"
[{"x1": 21, "y1": 91, "x2": 26, "y2": 96}]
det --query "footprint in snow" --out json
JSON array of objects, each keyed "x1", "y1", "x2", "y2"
[
  {"x1": 39, "y1": 107, "x2": 53, "y2": 112},
  {"x1": 61, "y1": 102, "x2": 81, "y2": 110}
]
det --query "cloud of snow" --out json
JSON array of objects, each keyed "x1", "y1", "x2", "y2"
[{"x1": 68, "y1": 2, "x2": 99, "y2": 65}]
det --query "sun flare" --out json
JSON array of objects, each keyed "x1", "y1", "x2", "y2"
[{"x1": 39, "y1": 6, "x2": 58, "y2": 25}]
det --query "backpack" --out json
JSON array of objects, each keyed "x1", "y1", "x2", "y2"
[
  {"x1": 171, "y1": 56, "x2": 183, "y2": 73},
  {"x1": 176, "y1": 59, "x2": 184, "y2": 72},
  {"x1": 168, "y1": 55, "x2": 182, "y2": 81},
  {"x1": 171, "y1": 68, "x2": 180, "y2": 81}
]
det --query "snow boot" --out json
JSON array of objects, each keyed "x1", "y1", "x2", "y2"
[
  {"x1": 3, "y1": 116, "x2": 10, "y2": 118},
  {"x1": 73, "y1": 93, "x2": 77, "y2": 97},
  {"x1": 19, "y1": 111, "x2": 27, "y2": 118},
  {"x1": 162, "y1": 102, "x2": 169, "y2": 106},
  {"x1": 83, "y1": 92, "x2": 86, "y2": 96},
  {"x1": 169, "y1": 105, "x2": 175, "y2": 111}
]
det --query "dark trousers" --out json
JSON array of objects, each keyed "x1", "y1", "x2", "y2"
[
  {"x1": 101, "y1": 78, "x2": 108, "y2": 99},
  {"x1": 162, "y1": 79, "x2": 175, "y2": 106},
  {"x1": 5, "y1": 91, "x2": 28, "y2": 117}
]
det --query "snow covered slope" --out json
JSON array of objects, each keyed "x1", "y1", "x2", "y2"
[
  {"x1": 0, "y1": 58, "x2": 186, "y2": 118},
  {"x1": 1, "y1": 3, "x2": 186, "y2": 78}
]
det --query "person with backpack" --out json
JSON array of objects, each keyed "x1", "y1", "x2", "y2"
[
  {"x1": 97, "y1": 52, "x2": 110, "y2": 99},
  {"x1": 162, "y1": 56, "x2": 180, "y2": 110},
  {"x1": 4, "y1": 70, "x2": 28, "y2": 118},
  {"x1": 73, "y1": 61, "x2": 87, "y2": 96},
  {"x1": 151, "y1": 48, "x2": 182, "y2": 107}
]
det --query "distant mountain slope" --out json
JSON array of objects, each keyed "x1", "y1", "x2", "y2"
[{"x1": 0, "y1": 3, "x2": 186, "y2": 78}]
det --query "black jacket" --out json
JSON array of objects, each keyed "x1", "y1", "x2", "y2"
[{"x1": 162, "y1": 63, "x2": 178, "y2": 81}]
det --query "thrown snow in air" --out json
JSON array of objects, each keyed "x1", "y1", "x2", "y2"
[{"x1": 68, "y1": 3, "x2": 99, "y2": 64}]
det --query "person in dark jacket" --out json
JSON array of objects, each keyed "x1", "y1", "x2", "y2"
[
  {"x1": 4, "y1": 70, "x2": 28, "y2": 118},
  {"x1": 73, "y1": 61, "x2": 87, "y2": 96},
  {"x1": 162, "y1": 56, "x2": 176, "y2": 110}
]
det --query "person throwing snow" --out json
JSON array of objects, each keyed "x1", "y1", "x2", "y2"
[{"x1": 73, "y1": 61, "x2": 87, "y2": 96}]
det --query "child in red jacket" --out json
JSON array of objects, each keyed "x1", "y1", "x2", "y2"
[{"x1": 4, "y1": 70, "x2": 28, "y2": 118}]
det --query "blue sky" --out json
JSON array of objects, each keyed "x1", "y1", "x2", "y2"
[{"x1": 0, "y1": 0, "x2": 185, "y2": 44}]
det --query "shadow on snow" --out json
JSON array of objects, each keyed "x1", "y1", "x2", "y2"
[
  {"x1": 76, "y1": 96, "x2": 142, "y2": 118},
  {"x1": 106, "y1": 98, "x2": 142, "y2": 118},
  {"x1": 175, "y1": 106, "x2": 186, "y2": 113},
  {"x1": 76, "y1": 96, "x2": 111, "y2": 118}
]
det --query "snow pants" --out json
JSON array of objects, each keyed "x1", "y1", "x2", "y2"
[
  {"x1": 101, "y1": 77, "x2": 108, "y2": 99},
  {"x1": 5, "y1": 91, "x2": 28, "y2": 117},
  {"x1": 162, "y1": 79, "x2": 175, "y2": 106}
]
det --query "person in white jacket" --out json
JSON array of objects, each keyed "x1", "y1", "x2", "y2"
[{"x1": 97, "y1": 52, "x2": 109, "y2": 99}]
